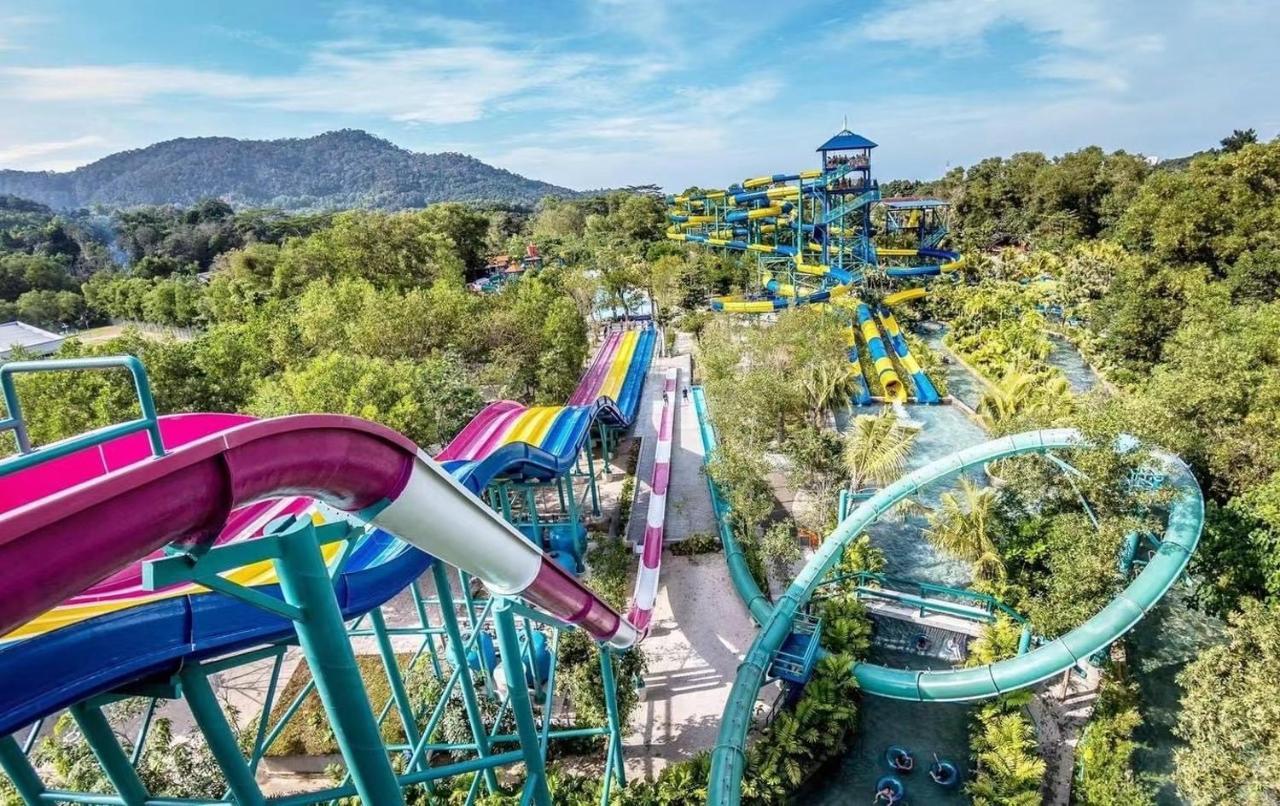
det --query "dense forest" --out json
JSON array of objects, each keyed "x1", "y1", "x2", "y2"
[{"x1": 0, "y1": 130, "x2": 579, "y2": 210}]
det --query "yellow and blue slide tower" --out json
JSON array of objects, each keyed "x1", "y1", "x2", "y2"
[{"x1": 666, "y1": 128, "x2": 958, "y2": 405}]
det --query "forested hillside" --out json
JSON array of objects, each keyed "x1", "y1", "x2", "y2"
[{"x1": 0, "y1": 130, "x2": 579, "y2": 211}]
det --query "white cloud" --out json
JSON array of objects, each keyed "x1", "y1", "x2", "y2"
[
  {"x1": 1, "y1": 43, "x2": 610, "y2": 125},
  {"x1": 0, "y1": 135, "x2": 106, "y2": 169}
]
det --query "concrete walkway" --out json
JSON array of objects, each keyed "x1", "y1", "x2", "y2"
[{"x1": 624, "y1": 343, "x2": 778, "y2": 776}]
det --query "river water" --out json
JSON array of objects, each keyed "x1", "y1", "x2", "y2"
[{"x1": 815, "y1": 324, "x2": 1215, "y2": 805}]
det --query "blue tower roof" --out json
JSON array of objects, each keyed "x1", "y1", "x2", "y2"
[{"x1": 817, "y1": 129, "x2": 877, "y2": 151}]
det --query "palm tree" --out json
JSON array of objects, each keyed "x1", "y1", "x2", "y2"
[
  {"x1": 977, "y1": 370, "x2": 1070, "y2": 430},
  {"x1": 926, "y1": 478, "x2": 1006, "y2": 582},
  {"x1": 799, "y1": 359, "x2": 859, "y2": 426},
  {"x1": 843, "y1": 411, "x2": 918, "y2": 492},
  {"x1": 968, "y1": 712, "x2": 1047, "y2": 806}
]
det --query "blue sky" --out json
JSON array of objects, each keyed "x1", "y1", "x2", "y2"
[{"x1": 1, "y1": 0, "x2": 1278, "y2": 191}]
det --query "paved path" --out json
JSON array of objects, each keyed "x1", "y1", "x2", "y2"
[{"x1": 624, "y1": 344, "x2": 777, "y2": 776}]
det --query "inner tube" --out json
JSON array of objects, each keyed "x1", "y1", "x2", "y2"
[
  {"x1": 929, "y1": 760, "x2": 959, "y2": 788},
  {"x1": 886, "y1": 745, "x2": 915, "y2": 772},
  {"x1": 874, "y1": 775, "x2": 905, "y2": 803}
]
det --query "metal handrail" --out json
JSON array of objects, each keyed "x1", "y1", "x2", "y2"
[
  {"x1": 0, "y1": 355, "x2": 165, "y2": 476},
  {"x1": 819, "y1": 569, "x2": 1028, "y2": 625}
]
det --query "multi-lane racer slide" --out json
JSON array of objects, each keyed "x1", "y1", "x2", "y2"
[{"x1": 0, "y1": 328, "x2": 656, "y2": 738}]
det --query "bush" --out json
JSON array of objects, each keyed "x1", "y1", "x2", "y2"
[
  {"x1": 670, "y1": 532, "x2": 721, "y2": 555},
  {"x1": 1075, "y1": 673, "x2": 1155, "y2": 806}
]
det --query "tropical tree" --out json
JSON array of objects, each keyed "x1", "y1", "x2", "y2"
[
  {"x1": 1173, "y1": 598, "x2": 1280, "y2": 805},
  {"x1": 842, "y1": 411, "x2": 918, "y2": 492},
  {"x1": 968, "y1": 709, "x2": 1047, "y2": 806},
  {"x1": 977, "y1": 369, "x2": 1070, "y2": 431},
  {"x1": 926, "y1": 478, "x2": 1006, "y2": 582}
]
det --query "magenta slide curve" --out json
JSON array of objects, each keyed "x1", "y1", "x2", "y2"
[
  {"x1": 0, "y1": 414, "x2": 639, "y2": 649},
  {"x1": 627, "y1": 368, "x2": 679, "y2": 633}
]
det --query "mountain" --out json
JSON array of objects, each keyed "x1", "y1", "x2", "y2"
[{"x1": 0, "y1": 130, "x2": 578, "y2": 211}]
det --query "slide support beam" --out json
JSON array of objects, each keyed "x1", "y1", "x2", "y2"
[{"x1": 270, "y1": 516, "x2": 405, "y2": 806}]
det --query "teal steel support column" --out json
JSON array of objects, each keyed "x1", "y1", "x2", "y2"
[
  {"x1": 410, "y1": 581, "x2": 444, "y2": 679},
  {"x1": 456, "y1": 568, "x2": 497, "y2": 697},
  {"x1": 369, "y1": 607, "x2": 423, "y2": 759},
  {"x1": 70, "y1": 702, "x2": 148, "y2": 806},
  {"x1": 525, "y1": 485, "x2": 540, "y2": 534},
  {"x1": 498, "y1": 484, "x2": 513, "y2": 523},
  {"x1": 432, "y1": 562, "x2": 500, "y2": 794},
  {"x1": 0, "y1": 735, "x2": 46, "y2": 805},
  {"x1": 599, "y1": 649, "x2": 627, "y2": 789},
  {"x1": 1018, "y1": 624, "x2": 1033, "y2": 655},
  {"x1": 177, "y1": 663, "x2": 267, "y2": 806},
  {"x1": 557, "y1": 477, "x2": 568, "y2": 513},
  {"x1": 493, "y1": 598, "x2": 551, "y2": 806},
  {"x1": 586, "y1": 447, "x2": 601, "y2": 516},
  {"x1": 270, "y1": 517, "x2": 404, "y2": 806}
]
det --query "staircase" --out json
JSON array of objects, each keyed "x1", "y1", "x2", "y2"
[
  {"x1": 1030, "y1": 666, "x2": 1102, "y2": 806},
  {"x1": 823, "y1": 189, "x2": 880, "y2": 224}
]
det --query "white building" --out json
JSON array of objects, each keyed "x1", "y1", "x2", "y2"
[{"x1": 0, "y1": 321, "x2": 64, "y2": 360}]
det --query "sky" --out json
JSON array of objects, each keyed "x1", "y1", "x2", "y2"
[{"x1": 1, "y1": 0, "x2": 1279, "y2": 191}]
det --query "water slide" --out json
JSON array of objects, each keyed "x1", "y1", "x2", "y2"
[
  {"x1": 0, "y1": 329, "x2": 656, "y2": 737},
  {"x1": 855, "y1": 303, "x2": 906, "y2": 402},
  {"x1": 877, "y1": 305, "x2": 941, "y2": 404},
  {"x1": 845, "y1": 323, "x2": 873, "y2": 406},
  {"x1": 438, "y1": 328, "x2": 655, "y2": 491},
  {"x1": 627, "y1": 368, "x2": 678, "y2": 633},
  {"x1": 703, "y1": 427, "x2": 1203, "y2": 804},
  {"x1": 876, "y1": 247, "x2": 965, "y2": 277}
]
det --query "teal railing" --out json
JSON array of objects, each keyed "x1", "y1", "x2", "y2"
[
  {"x1": 817, "y1": 569, "x2": 1029, "y2": 626},
  {"x1": 0, "y1": 355, "x2": 165, "y2": 476}
]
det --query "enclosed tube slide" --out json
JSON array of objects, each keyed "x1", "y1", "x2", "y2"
[
  {"x1": 706, "y1": 428, "x2": 1203, "y2": 804},
  {"x1": 878, "y1": 247, "x2": 965, "y2": 278},
  {"x1": 0, "y1": 332, "x2": 656, "y2": 736},
  {"x1": 0, "y1": 416, "x2": 639, "y2": 735},
  {"x1": 878, "y1": 306, "x2": 940, "y2": 404},
  {"x1": 855, "y1": 303, "x2": 906, "y2": 402},
  {"x1": 628, "y1": 368, "x2": 678, "y2": 632},
  {"x1": 846, "y1": 323, "x2": 873, "y2": 406}
]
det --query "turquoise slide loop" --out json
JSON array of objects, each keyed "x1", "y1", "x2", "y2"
[{"x1": 707, "y1": 428, "x2": 1203, "y2": 805}]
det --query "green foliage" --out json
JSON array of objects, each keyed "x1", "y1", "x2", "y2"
[
  {"x1": 669, "y1": 532, "x2": 721, "y2": 556},
  {"x1": 761, "y1": 519, "x2": 802, "y2": 578},
  {"x1": 815, "y1": 596, "x2": 873, "y2": 657},
  {"x1": 941, "y1": 146, "x2": 1151, "y2": 249},
  {"x1": 249, "y1": 350, "x2": 481, "y2": 449},
  {"x1": 0, "y1": 130, "x2": 577, "y2": 211},
  {"x1": 1075, "y1": 673, "x2": 1156, "y2": 806},
  {"x1": 20, "y1": 700, "x2": 229, "y2": 800},
  {"x1": 967, "y1": 703, "x2": 1046, "y2": 806},
  {"x1": 842, "y1": 411, "x2": 918, "y2": 491},
  {"x1": 1174, "y1": 598, "x2": 1280, "y2": 805},
  {"x1": 740, "y1": 653, "x2": 862, "y2": 805},
  {"x1": 554, "y1": 538, "x2": 647, "y2": 732},
  {"x1": 927, "y1": 478, "x2": 1006, "y2": 583},
  {"x1": 966, "y1": 614, "x2": 1025, "y2": 667},
  {"x1": 1021, "y1": 514, "x2": 1136, "y2": 637}
]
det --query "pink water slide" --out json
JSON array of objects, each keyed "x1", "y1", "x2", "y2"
[
  {"x1": 627, "y1": 368, "x2": 679, "y2": 633},
  {"x1": 0, "y1": 414, "x2": 639, "y2": 649},
  {"x1": 568, "y1": 330, "x2": 623, "y2": 405}
]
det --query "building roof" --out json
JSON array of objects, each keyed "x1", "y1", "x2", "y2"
[
  {"x1": 817, "y1": 129, "x2": 877, "y2": 152},
  {"x1": 0, "y1": 321, "x2": 63, "y2": 356},
  {"x1": 882, "y1": 197, "x2": 950, "y2": 210}
]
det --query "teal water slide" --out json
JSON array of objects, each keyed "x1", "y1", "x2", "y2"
[{"x1": 690, "y1": 415, "x2": 1204, "y2": 805}]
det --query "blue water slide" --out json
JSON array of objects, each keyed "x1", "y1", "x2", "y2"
[
  {"x1": 885, "y1": 265, "x2": 942, "y2": 278},
  {"x1": 878, "y1": 306, "x2": 941, "y2": 404},
  {"x1": 0, "y1": 331, "x2": 658, "y2": 738}
]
